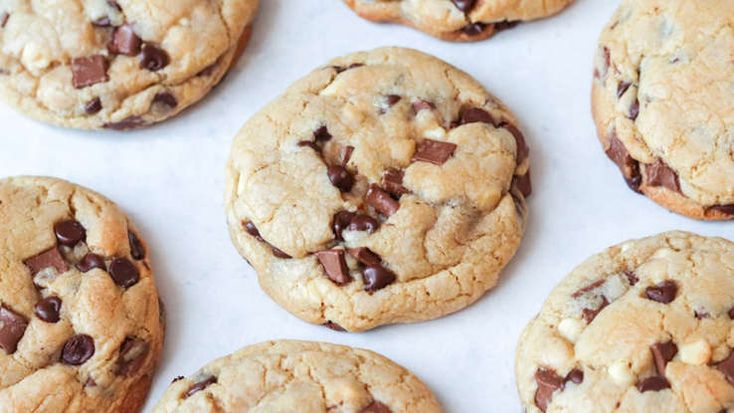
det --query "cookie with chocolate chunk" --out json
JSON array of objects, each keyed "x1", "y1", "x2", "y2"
[
  {"x1": 0, "y1": 0, "x2": 258, "y2": 130},
  {"x1": 342, "y1": 0, "x2": 573, "y2": 42},
  {"x1": 152, "y1": 340, "x2": 441, "y2": 413},
  {"x1": 0, "y1": 176, "x2": 164, "y2": 412},
  {"x1": 517, "y1": 231, "x2": 734, "y2": 412},
  {"x1": 225, "y1": 47, "x2": 530, "y2": 332},
  {"x1": 592, "y1": 0, "x2": 734, "y2": 220}
]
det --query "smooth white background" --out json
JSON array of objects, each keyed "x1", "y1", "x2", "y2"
[{"x1": 2, "y1": 0, "x2": 732, "y2": 411}]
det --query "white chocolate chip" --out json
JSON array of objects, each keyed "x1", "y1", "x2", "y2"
[
  {"x1": 608, "y1": 360, "x2": 635, "y2": 386},
  {"x1": 423, "y1": 127, "x2": 446, "y2": 140},
  {"x1": 679, "y1": 340, "x2": 711, "y2": 365},
  {"x1": 21, "y1": 43, "x2": 51, "y2": 74},
  {"x1": 558, "y1": 318, "x2": 585, "y2": 343}
]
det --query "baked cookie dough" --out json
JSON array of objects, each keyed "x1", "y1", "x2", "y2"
[
  {"x1": 517, "y1": 231, "x2": 734, "y2": 412},
  {"x1": 342, "y1": 0, "x2": 574, "y2": 42},
  {"x1": 0, "y1": 0, "x2": 258, "y2": 130},
  {"x1": 152, "y1": 340, "x2": 441, "y2": 413},
  {"x1": 0, "y1": 176, "x2": 164, "y2": 412},
  {"x1": 592, "y1": 0, "x2": 734, "y2": 220},
  {"x1": 225, "y1": 47, "x2": 530, "y2": 332}
]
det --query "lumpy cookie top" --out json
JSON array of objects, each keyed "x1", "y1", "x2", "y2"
[
  {"x1": 0, "y1": 177, "x2": 163, "y2": 413},
  {"x1": 0, "y1": 0, "x2": 258, "y2": 130},
  {"x1": 592, "y1": 0, "x2": 734, "y2": 220},
  {"x1": 225, "y1": 47, "x2": 529, "y2": 332},
  {"x1": 343, "y1": 0, "x2": 573, "y2": 42},
  {"x1": 152, "y1": 340, "x2": 441, "y2": 413},
  {"x1": 516, "y1": 231, "x2": 734, "y2": 412}
]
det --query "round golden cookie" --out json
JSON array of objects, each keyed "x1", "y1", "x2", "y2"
[
  {"x1": 517, "y1": 231, "x2": 734, "y2": 412},
  {"x1": 225, "y1": 47, "x2": 530, "y2": 332},
  {"x1": 592, "y1": 0, "x2": 734, "y2": 220},
  {"x1": 152, "y1": 340, "x2": 441, "y2": 413},
  {"x1": 342, "y1": 0, "x2": 574, "y2": 42},
  {"x1": 0, "y1": 0, "x2": 258, "y2": 130},
  {"x1": 0, "y1": 176, "x2": 164, "y2": 412}
]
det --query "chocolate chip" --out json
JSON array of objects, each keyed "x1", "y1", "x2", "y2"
[
  {"x1": 61, "y1": 334, "x2": 95, "y2": 365},
  {"x1": 411, "y1": 100, "x2": 435, "y2": 115},
  {"x1": 128, "y1": 230, "x2": 146, "y2": 260},
  {"x1": 108, "y1": 258, "x2": 140, "y2": 288},
  {"x1": 385, "y1": 95, "x2": 401, "y2": 106},
  {"x1": 716, "y1": 351, "x2": 734, "y2": 385},
  {"x1": 0, "y1": 12, "x2": 9, "y2": 28},
  {"x1": 76, "y1": 253, "x2": 106, "y2": 273},
  {"x1": 316, "y1": 249, "x2": 352, "y2": 285},
  {"x1": 494, "y1": 20, "x2": 520, "y2": 32},
  {"x1": 645, "y1": 160, "x2": 680, "y2": 192},
  {"x1": 460, "y1": 22, "x2": 487, "y2": 36},
  {"x1": 140, "y1": 44, "x2": 169, "y2": 71},
  {"x1": 347, "y1": 215, "x2": 379, "y2": 234},
  {"x1": 382, "y1": 168, "x2": 408, "y2": 197},
  {"x1": 628, "y1": 99, "x2": 640, "y2": 120},
  {"x1": 501, "y1": 121, "x2": 530, "y2": 162},
  {"x1": 34, "y1": 296, "x2": 62, "y2": 323},
  {"x1": 54, "y1": 219, "x2": 86, "y2": 246},
  {"x1": 314, "y1": 125, "x2": 332, "y2": 142},
  {"x1": 271, "y1": 247, "x2": 292, "y2": 259},
  {"x1": 348, "y1": 247, "x2": 382, "y2": 267},
  {"x1": 115, "y1": 336, "x2": 150, "y2": 376},
  {"x1": 327, "y1": 165, "x2": 355, "y2": 192},
  {"x1": 153, "y1": 92, "x2": 178, "y2": 108},
  {"x1": 72, "y1": 55, "x2": 109, "y2": 88},
  {"x1": 362, "y1": 264, "x2": 396, "y2": 292},
  {"x1": 636, "y1": 376, "x2": 670, "y2": 392},
  {"x1": 333, "y1": 63, "x2": 364, "y2": 74},
  {"x1": 412, "y1": 139, "x2": 457, "y2": 165},
  {"x1": 109, "y1": 24, "x2": 141, "y2": 56},
  {"x1": 617, "y1": 81, "x2": 632, "y2": 99},
  {"x1": 582, "y1": 296, "x2": 609, "y2": 323},
  {"x1": 298, "y1": 140, "x2": 321, "y2": 152},
  {"x1": 651, "y1": 341, "x2": 677, "y2": 375},
  {"x1": 172, "y1": 376, "x2": 184, "y2": 383},
  {"x1": 342, "y1": 145, "x2": 355, "y2": 166},
  {"x1": 103, "y1": 116, "x2": 145, "y2": 130},
  {"x1": 0, "y1": 306, "x2": 28, "y2": 354},
  {"x1": 605, "y1": 134, "x2": 641, "y2": 192},
  {"x1": 645, "y1": 280, "x2": 677, "y2": 304},
  {"x1": 85, "y1": 97, "x2": 102, "y2": 114},
  {"x1": 361, "y1": 401, "x2": 392, "y2": 413},
  {"x1": 459, "y1": 107, "x2": 496, "y2": 126},
  {"x1": 185, "y1": 376, "x2": 217, "y2": 398},
  {"x1": 694, "y1": 309, "x2": 709, "y2": 319},
  {"x1": 323, "y1": 321, "x2": 346, "y2": 332},
  {"x1": 24, "y1": 247, "x2": 69, "y2": 275},
  {"x1": 91, "y1": 16, "x2": 111, "y2": 27},
  {"x1": 243, "y1": 221, "x2": 290, "y2": 258},
  {"x1": 565, "y1": 369, "x2": 584, "y2": 385},
  {"x1": 729, "y1": 306, "x2": 734, "y2": 319},
  {"x1": 710, "y1": 204, "x2": 734, "y2": 216},
  {"x1": 451, "y1": 0, "x2": 476, "y2": 12},
  {"x1": 365, "y1": 185, "x2": 400, "y2": 217},
  {"x1": 625, "y1": 271, "x2": 639, "y2": 286},
  {"x1": 332, "y1": 211, "x2": 355, "y2": 240},
  {"x1": 514, "y1": 172, "x2": 532, "y2": 198},
  {"x1": 534, "y1": 368, "x2": 564, "y2": 412},
  {"x1": 571, "y1": 279, "x2": 605, "y2": 298}
]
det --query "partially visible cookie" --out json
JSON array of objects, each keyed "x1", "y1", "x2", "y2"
[
  {"x1": 342, "y1": 0, "x2": 574, "y2": 42},
  {"x1": 0, "y1": 176, "x2": 164, "y2": 412},
  {"x1": 225, "y1": 47, "x2": 530, "y2": 332},
  {"x1": 516, "y1": 231, "x2": 734, "y2": 412},
  {"x1": 152, "y1": 340, "x2": 441, "y2": 413},
  {"x1": 0, "y1": 0, "x2": 258, "y2": 130},
  {"x1": 592, "y1": 0, "x2": 734, "y2": 220}
]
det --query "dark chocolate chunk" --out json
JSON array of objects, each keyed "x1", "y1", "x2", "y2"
[
  {"x1": 716, "y1": 350, "x2": 734, "y2": 385},
  {"x1": 385, "y1": 95, "x2": 401, "y2": 106},
  {"x1": 128, "y1": 230, "x2": 146, "y2": 260},
  {"x1": 534, "y1": 368, "x2": 564, "y2": 412},
  {"x1": 412, "y1": 139, "x2": 457, "y2": 165},
  {"x1": 460, "y1": 22, "x2": 487, "y2": 36},
  {"x1": 636, "y1": 376, "x2": 670, "y2": 392},
  {"x1": 54, "y1": 219, "x2": 86, "y2": 246},
  {"x1": 582, "y1": 296, "x2": 609, "y2": 323},
  {"x1": 365, "y1": 185, "x2": 400, "y2": 217},
  {"x1": 362, "y1": 265, "x2": 396, "y2": 292},
  {"x1": 103, "y1": 116, "x2": 145, "y2": 130},
  {"x1": 24, "y1": 247, "x2": 69, "y2": 275},
  {"x1": 0, "y1": 306, "x2": 28, "y2": 354},
  {"x1": 109, "y1": 24, "x2": 141, "y2": 56},
  {"x1": 494, "y1": 20, "x2": 520, "y2": 32},
  {"x1": 342, "y1": 145, "x2": 355, "y2": 166},
  {"x1": 108, "y1": 258, "x2": 140, "y2": 288},
  {"x1": 327, "y1": 165, "x2": 355, "y2": 192},
  {"x1": 645, "y1": 280, "x2": 677, "y2": 304},
  {"x1": 140, "y1": 44, "x2": 169, "y2": 71},
  {"x1": 500, "y1": 121, "x2": 530, "y2": 162},
  {"x1": 34, "y1": 296, "x2": 62, "y2": 323},
  {"x1": 382, "y1": 168, "x2": 408, "y2": 197},
  {"x1": 729, "y1": 306, "x2": 734, "y2": 320},
  {"x1": 85, "y1": 97, "x2": 102, "y2": 114},
  {"x1": 348, "y1": 247, "x2": 382, "y2": 267},
  {"x1": 332, "y1": 211, "x2": 355, "y2": 240},
  {"x1": 451, "y1": 0, "x2": 476, "y2": 12},
  {"x1": 71, "y1": 55, "x2": 109, "y2": 88},
  {"x1": 315, "y1": 249, "x2": 352, "y2": 285},
  {"x1": 76, "y1": 253, "x2": 106, "y2": 273},
  {"x1": 710, "y1": 204, "x2": 734, "y2": 216},
  {"x1": 361, "y1": 400, "x2": 392, "y2": 413},
  {"x1": 347, "y1": 215, "x2": 379, "y2": 234},
  {"x1": 61, "y1": 334, "x2": 95, "y2": 365},
  {"x1": 185, "y1": 376, "x2": 217, "y2": 398},
  {"x1": 314, "y1": 125, "x2": 332, "y2": 142},
  {"x1": 565, "y1": 369, "x2": 584, "y2": 385},
  {"x1": 153, "y1": 92, "x2": 178, "y2": 108},
  {"x1": 650, "y1": 341, "x2": 677, "y2": 375},
  {"x1": 298, "y1": 140, "x2": 321, "y2": 152},
  {"x1": 459, "y1": 107, "x2": 496, "y2": 126},
  {"x1": 323, "y1": 321, "x2": 346, "y2": 332},
  {"x1": 605, "y1": 134, "x2": 641, "y2": 192},
  {"x1": 115, "y1": 336, "x2": 150, "y2": 376},
  {"x1": 645, "y1": 160, "x2": 680, "y2": 192}
]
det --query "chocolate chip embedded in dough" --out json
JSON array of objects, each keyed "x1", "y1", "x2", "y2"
[
  {"x1": 382, "y1": 168, "x2": 408, "y2": 197},
  {"x1": 645, "y1": 280, "x2": 678, "y2": 304},
  {"x1": 323, "y1": 321, "x2": 346, "y2": 332},
  {"x1": 61, "y1": 334, "x2": 95, "y2": 365},
  {"x1": 24, "y1": 247, "x2": 69, "y2": 275},
  {"x1": 361, "y1": 400, "x2": 392, "y2": 413},
  {"x1": 128, "y1": 230, "x2": 146, "y2": 260},
  {"x1": 650, "y1": 341, "x2": 677, "y2": 375},
  {"x1": 315, "y1": 249, "x2": 352, "y2": 285},
  {"x1": 54, "y1": 219, "x2": 86, "y2": 246},
  {"x1": 85, "y1": 97, "x2": 102, "y2": 114},
  {"x1": 348, "y1": 247, "x2": 382, "y2": 267},
  {"x1": 645, "y1": 160, "x2": 680, "y2": 193},
  {"x1": 140, "y1": 44, "x2": 169, "y2": 71},
  {"x1": 0, "y1": 306, "x2": 28, "y2": 354},
  {"x1": 605, "y1": 134, "x2": 641, "y2": 192},
  {"x1": 715, "y1": 350, "x2": 734, "y2": 385},
  {"x1": 184, "y1": 376, "x2": 217, "y2": 398},
  {"x1": 327, "y1": 165, "x2": 355, "y2": 192},
  {"x1": 451, "y1": 0, "x2": 476, "y2": 13},
  {"x1": 412, "y1": 139, "x2": 457, "y2": 165},
  {"x1": 460, "y1": 22, "x2": 487, "y2": 36},
  {"x1": 103, "y1": 116, "x2": 146, "y2": 130},
  {"x1": 565, "y1": 369, "x2": 584, "y2": 385},
  {"x1": 314, "y1": 126, "x2": 332, "y2": 142},
  {"x1": 459, "y1": 107, "x2": 496, "y2": 126},
  {"x1": 71, "y1": 55, "x2": 109, "y2": 88},
  {"x1": 362, "y1": 264, "x2": 396, "y2": 292},
  {"x1": 534, "y1": 368, "x2": 564, "y2": 412},
  {"x1": 153, "y1": 92, "x2": 178, "y2": 109},
  {"x1": 365, "y1": 185, "x2": 400, "y2": 217},
  {"x1": 332, "y1": 211, "x2": 355, "y2": 240},
  {"x1": 636, "y1": 376, "x2": 670, "y2": 392},
  {"x1": 34, "y1": 296, "x2": 62, "y2": 323},
  {"x1": 76, "y1": 253, "x2": 106, "y2": 273},
  {"x1": 108, "y1": 258, "x2": 140, "y2": 288},
  {"x1": 109, "y1": 24, "x2": 141, "y2": 56},
  {"x1": 581, "y1": 296, "x2": 609, "y2": 323},
  {"x1": 115, "y1": 336, "x2": 150, "y2": 376}
]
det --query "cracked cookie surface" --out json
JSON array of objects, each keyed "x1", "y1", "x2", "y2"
[
  {"x1": 0, "y1": 176, "x2": 164, "y2": 413},
  {"x1": 516, "y1": 231, "x2": 734, "y2": 412},
  {"x1": 0, "y1": 0, "x2": 258, "y2": 130},
  {"x1": 152, "y1": 340, "x2": 441, "y2": 413},
  {"x1": 225, "y1": 47, "x2": 530, "y2": 332},
  {"x1": 342, "y1": 0, "x2": 573, "y2": 42},
  {"x1": 592, "y1": 0, "x2": 734, "y2": 220}
]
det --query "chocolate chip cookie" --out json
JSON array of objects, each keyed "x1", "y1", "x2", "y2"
[
  {"x1": 0, "y1": 176, "x2": 164, "y2": 412},
  {"x1": 0, "y1": 0, "x2": 258, "y2": 130},
  {"x1": 592, "y1": 0, "x2": 734, "y2": 220},
  {"x1": 152, "y1": 340, "x2": 441, "y2": 412},
  {"x1": 517, "y1": 231, "x2": 734, "y2": 412},
  {"x1": 342, "y1": 0, "x2": 574, "y2": 42},
  {"x1": 225, "y1": 47, "x2": 530, "y2": 332}
]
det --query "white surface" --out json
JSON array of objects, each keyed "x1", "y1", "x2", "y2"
[{"x1": 1, "y1": 0, "x2": 732, "y2": 411}]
